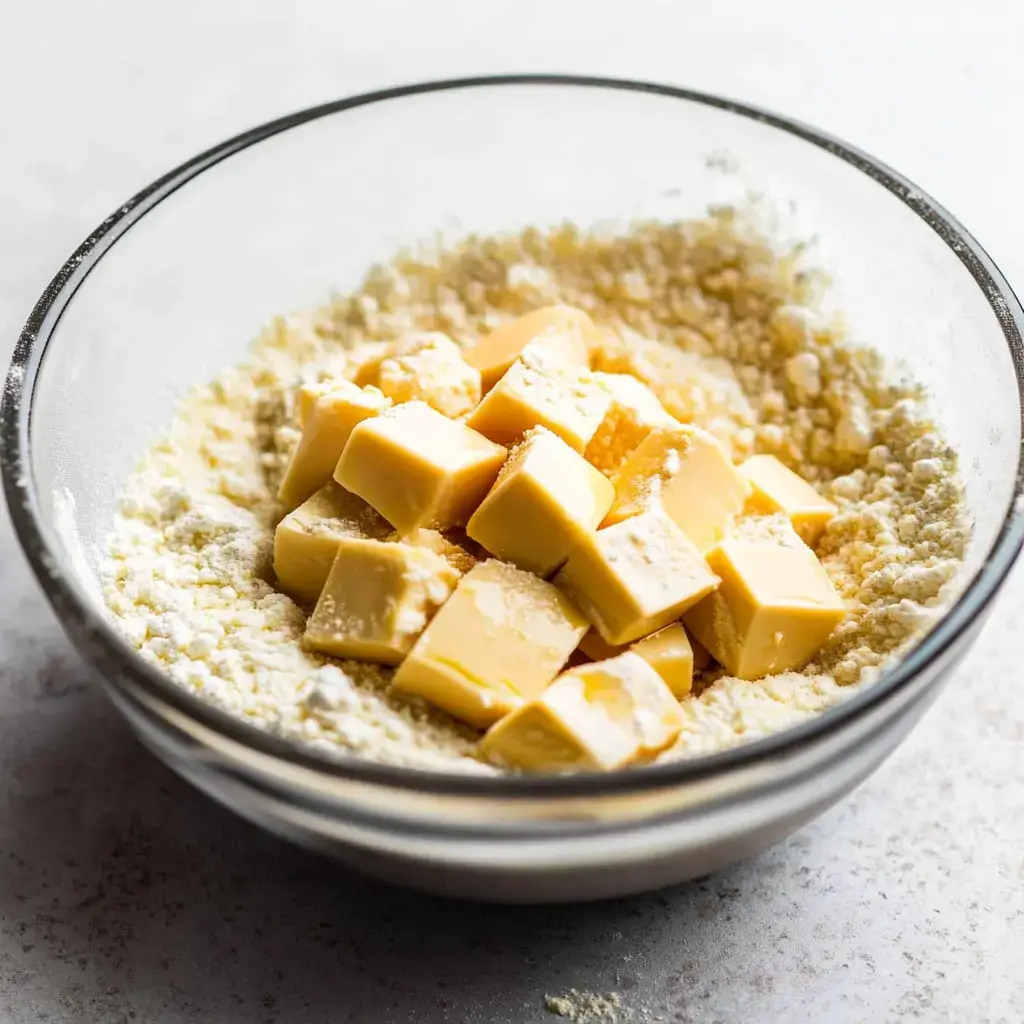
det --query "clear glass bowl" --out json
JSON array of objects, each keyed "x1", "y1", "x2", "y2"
[{"x1": 4, "y1": 76, "x2": 1023, "y2": 902}]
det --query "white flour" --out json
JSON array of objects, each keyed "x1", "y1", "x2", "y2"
[{"x1": 101, "y1": 215, "x2": 969, "y2": 772}]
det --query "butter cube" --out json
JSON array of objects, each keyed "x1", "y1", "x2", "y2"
[
  {"x1": 377, "y1": 331, "x2": 482, "y2": 417},
  {"x1": 741, "y1": 454, "x2": 837, "y2": 546},
  {"x1": 604, "y1": 425, "x2": 751, "y2": 552},
  {"x1": 305, "y1": 540, "x2": 459, "y2": 664},
  {"x1": 335, "y1": 401, "x2": 507, "y2": 535},
  {"x1": 464, "y1": 305, "x2": 593, "y2": 392},
  {"x1": 273, "y1": 482, "x2": 392, "y2": 604},
  {"x1": 466, "y1": 427, "x2": 614, "y2": 576},
  {"x1": 480, "y1": 653, "x2": 683, "y2": 771},
  {"x1": 297, "y1": 379, "x2": 339, "y2": 426},
  {"x1": 391, "y1": 559, "x2": 589, "y2": 728},
  {"x1": 350, "y1": 349, "x2": 388, "y2": 388},
  {"x1": 683, "y1": 522, "x2": 845, "y2": 680},
  {"x1": 632, "y1": 623, "x2": 696, "y2": 697},
  {"x1": 577, "y1": 629, "x2": 629, "y2": 662},
  {"x1": 465, "y1": 359, "x2": 611, "y2": 453},
  {"x1": 592, "y1": 330, "x2": 753, "y2": 447},
  {"x1": 278, "y1": 381, "x2": 392, "y2": 510},
  {"x1": 579, "y1": 622, "x2": 697, "y2": 697},
  {"x1": 555, "y1": 510, "x2": 720, "y2": 646},
  {"x1": 585, "y1": 372, "x2": 677, "y2": 475}
]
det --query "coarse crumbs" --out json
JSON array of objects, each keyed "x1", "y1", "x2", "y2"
[
  {"x1": 586, "y1": 372, "x2": 676, "y2": 474},
  {"x1": 545, "y1": 990, "x2": 624, "y2": 1022},
  {"x1": 101, "y1": 212, "x2": 970, "y2": 770},
  {"x1": 376, "y1": 330, "x2": 480, "y2": 416}
]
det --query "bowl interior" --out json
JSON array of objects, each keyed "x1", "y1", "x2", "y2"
[{"x1": 16, "y1": 80, "x2": 1024, "y2": 703}]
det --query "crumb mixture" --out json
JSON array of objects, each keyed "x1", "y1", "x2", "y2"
[
  {"x1": 545, "y1": 989, "x2": 624, "y2": 1022},
  {"x1": 102, "y1": 213, "x2": 969, "y2": 772}
]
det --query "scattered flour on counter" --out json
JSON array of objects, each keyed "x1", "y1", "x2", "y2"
[{"x1": 101, "y1": 214, "x2": 969, "y2": 771}]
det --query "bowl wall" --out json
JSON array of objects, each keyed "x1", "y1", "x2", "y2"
[{"x1": 7, "y1": 78, "x2": 1024, "y2": 900}]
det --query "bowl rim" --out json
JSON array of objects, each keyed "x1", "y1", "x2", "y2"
[{"x1": 4, "y1": 73, "x2": 1024, "y2": 798}]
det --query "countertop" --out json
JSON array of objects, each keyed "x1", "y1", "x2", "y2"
[{"x1": 2, "y1": 3, "x2": 1022, "y2": 1021}]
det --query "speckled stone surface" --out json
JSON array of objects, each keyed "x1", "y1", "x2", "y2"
[{"x1": 2, "y1": 3, "x2": 1023, "y2": 1022}]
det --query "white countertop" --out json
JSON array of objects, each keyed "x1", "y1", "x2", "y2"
[{"x1": 2, "y1": 3, "x2": 1022, "y2": 1021}]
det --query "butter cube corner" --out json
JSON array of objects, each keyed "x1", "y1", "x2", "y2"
[
  {"x1": 297, "y1": 378, "x2": 338, "y2": 427},
  {"x1": 465, "y1": 359, "x2": 611, "y2": 453},
  {"x1": 585, "y1": 372, "x2": 677, "y2": 475},
  {"x1": 604, "y1": 425, "x2": 750, "y2": 551},
  {"x1": 335, "y1": 401, "x2": 507, "y2": 534},
  {"x1": 480, "y1": 652, "x2": 683, "y2": 771},
  {"x1": 305, "y1": 540, "x2": 459, "y2": 664},
  {"x1": 278, "y1": 380, "x2": 392, "y2": 510},
  {"x1": 684, "y1": 524, "x2": 845, "y2": 680},
  {"x1": 741, "y1": 454, "x2": 837, "y2": 546},
  {"x1": 391, "y1": 559, "x2": 589, "y2": 728},
  {"x1": 580, "y1": 622, "x2": 698, "y2": 698},
  {"x1": 464, "y1": 305, "x2": 593, "y2": 392},
  {"x1": 349, "y1": 343, "x2": 390, "y2": 388},
  {"x1": 632, "y1": 623, "x2": 696, "y2": 697},
  {"x1": 273, "y1": 482, "x2": 392, "y2": 604},
  {"x1": 556, "y1": 510, "x2": 720, "y2": 646},
  {"x1": 577, "y1": 629, "x2": 629, "y2": 663},
  {"x1": 467, "y1": 427, "x2": 614, "y2": 576}
]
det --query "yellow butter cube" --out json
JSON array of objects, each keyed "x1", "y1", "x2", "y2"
[
  {"x1": 683, "y1": 521, "x2": 845, "y2": 680},
  {"x1": 466, "y1": 427, "x2": 614, "y2": 576},
  {"x1": 579, "y1": 622, "x2": 697, "y2": 697},
  {"x1": 741, "y1": 454, "x2": 837, "y2": 546},
  {"x1": 278, "y1": 381, "x2": 392, "y2": 511},
  {"x1": 465, "y1": 359, "x2": 611, "y2": 453},
  {"x1": 585, "y1": 372, "x2": 677, "y2": 475},
  {"x1": 555, "y1": 510, "x2": 720, "y2": 646},
  {"x1": 632, "y1": 623, "x2": 696, "y2": 697},
  {"x1": 391, "y1": 559, "x2": 589, "y2": 728},
  {"x1": 350, "y1": 352, "x2": 387, "y2": 388},
  {"x1": 604, "y1": 425, "x2": 751, "y2": 552},
  {"x1": 577, "y1": 629, "x2": 629, "y2": 662},
  {"x1": 335, "y1": 401, "x2": 507, "y2": 535},
  {"x1": 480, "y1": 652, "x2": 683, "y2": 772},
  {"x1": 273, "y1": 482, "x2": 392, "y2": 604},
  {"x1": 297, "y1": 379, "x2": 340, "y2": 427},
  {"x1": 464, "y1": 305, "x2": 593, "y2": 393},
  {"x1": 377, "y1": 331, "x2": 482, "y2": 417},
  {"x1": 304, "y1": 540, "x2": 459, "y2": 664}
]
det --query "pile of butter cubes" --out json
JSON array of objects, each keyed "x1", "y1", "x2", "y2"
[{"x1": 272, "y1": 307, "x2": 843, "y2": 772}]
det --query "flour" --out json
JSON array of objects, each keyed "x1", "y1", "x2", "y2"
[{"x1": 101, "y1": 214, "x2": 969, "y2": 771}]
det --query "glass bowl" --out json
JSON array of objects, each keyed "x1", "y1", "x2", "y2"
[{"x1": 4, "y1": 76, "x2": 1023, "y2": 903}]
